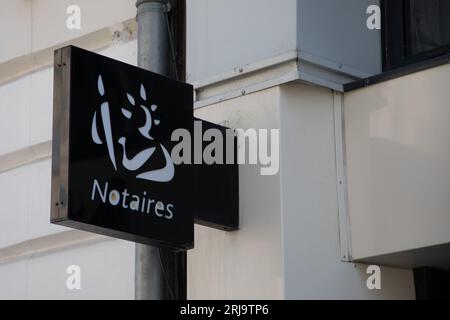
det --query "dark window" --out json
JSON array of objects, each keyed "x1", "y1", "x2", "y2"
[
  {"x1": 382, "y1": 0, "x2": 450, "y2": 71},
  {"x1": 414, "y1": 267, "x2": 450, "y2": 300}
]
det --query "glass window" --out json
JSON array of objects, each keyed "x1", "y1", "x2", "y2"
[{"x1": 382, "y1": 0, "x2": 450, "y2": 70}]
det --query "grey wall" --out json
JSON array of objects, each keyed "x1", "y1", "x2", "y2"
[
  {"x1": 187, "y1": 0, "x2": 298, "y2": 82},
  {"x1": 187, "y1": 0, "x2": 382, "y2": 94},
  {"x1": 298, "y1": 0, "x2": 382, "y2": 77}
]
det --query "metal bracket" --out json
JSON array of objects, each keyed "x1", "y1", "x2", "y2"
[{"x1": 333, "y1": 91, "x2": 353, "y2": 262}]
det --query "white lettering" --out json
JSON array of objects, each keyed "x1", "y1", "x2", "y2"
[
  {"x1": 366, "y1": 5, "x2": 381, "y2": 30},
  {"x1": 91, "y1": 179, "x2": 108, "y2": 202},
  {"x1": 66, "y1": 5, "x2": 81, "y2": 30},
  {"x1": 90, "y1": 179, "x2": 174, "y2": 219},
  {"x1": 366, "y1": 265, "x2": 381, "y2": 290},
  {"x1": 66, "y1": 265, "x2": 81, "y2": 290}
]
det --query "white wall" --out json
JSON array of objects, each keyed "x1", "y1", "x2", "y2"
[
  {"x1": 0, "y1": 1, "x2": 137, "y2": 299},
  {"x1": 345, "y1": 63, "x2": 450, "y2": 261},
  {"x1": 0, "y1": 0, "x2": 136, "y2": 63},
  {"x1": 187, "y1": 83, "x2": 415, "y2": 299},
  {"x1": 189, "y1": 87, "x2": 284, "y2": 299},
  {"x1": 279, "y1": 82, "x2": 414, "y2": 299},
  {"x1": 0, "y1": 239, "x2": 134, "y2": 300}
]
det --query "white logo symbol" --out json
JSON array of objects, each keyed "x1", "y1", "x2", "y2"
[{"x1": 91, "y1": 75, "x2": 175, "y2": 182}]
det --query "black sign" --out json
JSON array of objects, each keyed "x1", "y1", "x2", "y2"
[{"x1": 51, "y1": 46, "x2": 194, "y2": 250}]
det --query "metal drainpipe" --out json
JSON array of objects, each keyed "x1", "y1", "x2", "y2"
[{"x1": 135, "y1": 0, "x2": 170, "y2": 300}]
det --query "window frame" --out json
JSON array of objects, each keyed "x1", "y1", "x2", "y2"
[{"x1": 381, "y1": 0, "x2": 450, "y2": 71}]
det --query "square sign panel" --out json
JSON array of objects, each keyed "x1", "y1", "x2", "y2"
[{"x1": 51, "y1": 46, "x2": 194, "y2": 250}]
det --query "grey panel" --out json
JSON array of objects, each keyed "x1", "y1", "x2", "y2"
[
  {"x1": 298, "y1": 0, "x2": 382, "y2": 77},
  {"x1": 356, "y1": 243, "x2": 450, "y2": 271},
  {"x1": 187, "y1": 0, "x2": 298, "y2": 82}
]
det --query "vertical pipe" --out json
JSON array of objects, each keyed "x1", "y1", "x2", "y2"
[
  {"x1": 135, "y1": 0, "x2": 169, "y2": 300},
  {"x1": 136, "y1": 0, "x2": 169, "y2": 74}
]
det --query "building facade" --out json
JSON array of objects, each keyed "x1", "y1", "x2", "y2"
[{"x1": 0, "y1": 0, "x2": 449, "y2": 299}]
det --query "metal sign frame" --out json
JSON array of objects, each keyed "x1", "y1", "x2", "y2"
[{"x1": 51, "y1": 46, "x2": 239, "y2": 251}]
